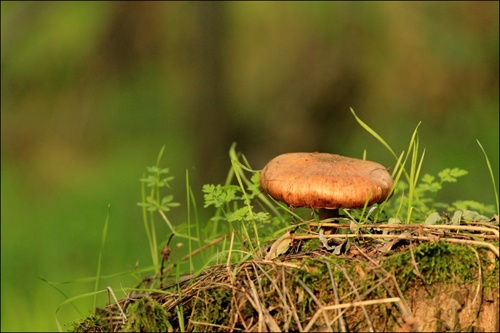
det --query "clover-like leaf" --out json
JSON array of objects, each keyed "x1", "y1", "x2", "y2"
[
  {"x1": 138, "y1": 197, "x2": 159, "y2": 212},
  {"x1": 140, "y1": 174, "x2": 158, "y2": 187},
  {"x1": 226, "y1": 206, "x2": 250, "y2": 223},
  {"x1": 438, "y1": 168, "x2": 468, "y2": 183},
  {"x1": 203, "y1": 184, "x2": 241, "y2": 208},
  {"x1": 452, "y1": 200, "x2": 494, "y2": 214},
  {"x1": 246, "y1": 172, "x2": 262, "y2": 199},
  {"x1": 159, "y1": 195, "x2": 180, "y2": 212}
]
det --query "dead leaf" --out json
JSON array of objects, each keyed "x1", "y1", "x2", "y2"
[
  {"x1": 461, "y1": 210, "x2": 490, "y2": 222},
  {"x1": 424, "y1": 212, "x2": 442, "y2": 225},
  {"x1": 377, "y1": 240, "x2": 395, "y2": 255},
  {"x1": 318, "y1": 228, "x2": 336, "y2": 250},
  {"x1": 265, "y1": 231, "x2": 291, "y2": 260}
]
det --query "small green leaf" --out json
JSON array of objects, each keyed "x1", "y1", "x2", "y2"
[
  {"x1": 158, "y1": 176, "x2": 174, "y2": 188},
  {"x1": 226, "y1": 206, "x2": 250, "y2": 223},
  {"x1": 158, "y1": 167, "x2": 170, "y2": 175},
  {"x1": 161, "y1": 195, "x2": 174, "y2": 204},
  {"x1": 246, "y1": 172, "x2": 262, "y2": 199},
  {"x1": 203, "y1": 184, "x2": 241, "y2": 208},
  {"x1": 146, "y1": 166, "x2": 159, "y2": 173},
  {"x1": 140, "y1": 175, "x2": 157, "y2": 187},
  {"x1": 421, "y1": 174, "x2": 435, "y2": 184},
  {"x1": 438, "y1": 168, "x2": 468, "y2": 183},
  {"x1": 451, "y1": 200, "x2": 494, "y2": 214},
  {"x1": 253, "y1": 211, "x2": 270, "y2": 224},
  {"x1": 417, "y1": 181, "x2": 442, "y2": 193}
]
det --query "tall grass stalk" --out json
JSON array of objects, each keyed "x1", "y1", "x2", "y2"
[
  {"x1": 350, "y1": 108, "x2": 426, "y2": 223},
  {"x1": 139, "y1": 146, "x2": 166, "y2": 268},
  {"x1": 229, "y1": 144, "x2": 260, "y2": 254},
  {"x1": 55, "y1": 290, "x2": 106, "y2": 331},
  {"x1": 185, "y1": 170, "x2": 201, "y2": 273},
  {"x1": 406, "y1": 135, "x2": 426, "y2": 222},
  {"x1": 175, "y1": 263, "x2": 185, "y2": 332},
  {"x1": 93, "y1": 206, "x2": 110, "y2": 310},
  {"x1": 140, "y1": 179, "x2": 158, "y2": 267},
  {"x1": 37, "y1": 276, "x2": 84, "y2": 331},
  {"x1": 476, "y1": 139, "x2": 499, "y2": 215},
  {"x1": 140, "y1": 146, "x2": 198, "y2": 270},
  {"x1": 350, "y1": 108, "x2": 399, "y2": 160},
  {"x1": 374, "y1": 151, "x2": 406, "y2": 221}
]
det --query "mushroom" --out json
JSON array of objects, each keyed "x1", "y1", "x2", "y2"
[{"x1": 259, "y1": 152, "x2": 393, "y2": 219}]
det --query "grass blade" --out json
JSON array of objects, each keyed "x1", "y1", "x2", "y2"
[
  {"x1": 94, "y1": 205, "x2": 110, "y2": 310},
  {"x1": 476, "y1": 139, "x2": 499, "y2": 215},
  {"x1": 350, "y1": 108, "x2": 398, "y2": 160}
]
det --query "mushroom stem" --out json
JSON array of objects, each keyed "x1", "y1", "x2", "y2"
[
  {"x1": 318, "y1": 208, "x2": 340, "y2": 237},
  {"x1": 318, "y1": 208, "x2": 340, "y2": 221}
]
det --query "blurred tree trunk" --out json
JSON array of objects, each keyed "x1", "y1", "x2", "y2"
[{"x1": 190, "y1": 2, "x2": 231, "y2": 185}]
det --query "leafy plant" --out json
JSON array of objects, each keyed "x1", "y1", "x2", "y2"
[
  {"x1": 59, "y1": 110, "x2": 497, "y2": 332},
  {"x1": 138, "y1": 146, "x2": 194, "y2": 268},
  {"x1": 349, "y1": 108, "x2": 497, "y2": 223},
  {"x1": 202, "y1": 144, "x2": 290, "y2": 261},
  {"x1": 406, "y1": 168, "x2": 469, "y2": 215}
]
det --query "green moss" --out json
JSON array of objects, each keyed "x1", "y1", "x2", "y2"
[
  {"x1": 300, "y1": 238, "x2": 322, "y2": 252},
  {"x1": 69, "y1": 314, "x2": 107, "y2": 332},
  {"x1": 76, "y1": 240, "x2": 497, "y2": 332},
  {"x1": 480, "y1": 249, "x2": 499, "y2": 290},
  {"x1": 381, "y1": 241, "x2": 490, "y2": 291},
  {"x1": 121, "y1": 297, "x2": 172, "y2": 332},
  {"x1": 191, "y1": 288, "x2": 232, "y2": 331}
]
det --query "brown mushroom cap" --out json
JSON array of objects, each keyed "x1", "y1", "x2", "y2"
[{"x1": 259, "y1": 152, "x2": 393, "y2": 209}]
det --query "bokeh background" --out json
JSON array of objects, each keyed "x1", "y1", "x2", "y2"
[{"x1": 1, "y1": 2, "x2": 498, "y2": 331}]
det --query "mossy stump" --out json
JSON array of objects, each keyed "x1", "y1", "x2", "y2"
[{"x1": 76, "y1": 238, "x2": 499, "y2": 332}]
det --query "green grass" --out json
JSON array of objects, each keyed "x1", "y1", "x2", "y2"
[
  {"x1": 350, "y1": 108, "x2": 497, "y2": 222},
  {"x1": 24, "y1": 110, "x2": 500, "y2": 331},
  {"x1": 477, "y1": 139, "x2": 500, "y2": 215}
]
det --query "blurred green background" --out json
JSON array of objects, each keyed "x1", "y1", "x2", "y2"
[{"x1": 1, "y1": 2, "x2": 498, "y2": 331}]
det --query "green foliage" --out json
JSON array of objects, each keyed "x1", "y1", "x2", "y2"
[
  {"x1": 203, "y1": 184, "x2": 241, "y2": 209},
  {"x1": 477, "y1": 139, "x2": 500, "y2": 215},
  {"x1": 386, "y1": 167, "x2": 495, "y2": 223},
  {"x1": 351, "y1": 108, "x2": 497, "y2": 223},
  {"x1": 139, "y1": 166, "x2": 180, "y2": 213},
  {"x1": 69, "y1": 314, "x2": 106, "y2": 332},
  {"x1": 451, "y1": 200, "x2": 494, "y2": 215},
  {"x1": 134, "y1": 143, "x2": 290, "y2": 278},
  {"x1": 202, "y1": 179, "x2": 271, "y2": 226},
  {"x1": 418, "y1": 168, "x2": 468, "y2": 194},
  {"x1": 2, "y1": 3, "x2": 497, "y2": 331},
  {"x1": 138, "y1": 147, "x2": 176, "y2": 268},
  {"x1": 94, "y1": 208, "x2": 110, "y2": 312},
  {"x1": 351, "y1": 108, "x2": 426, "y2": 222},
  {"x1": 404, "y1": 167, "x2": 469, "y2": 216},
  {"x1": 122, "y1": 298, "x2": 172, "y2": 332},
  {"x1": 199, "y1": 144, "x2": 293, "y2": 261},
  {"x1": 192, "y1": 289, "x2": 232, "y2": 331},
  {"x1": 62, "y1": 113, "x2": 497, "y2": 332},
  {"x1": 137, "y1": 146, "x2": 194, "y2": 269},
  {"x1": 383, "y1": 242, "x2": 482, "y2": 290}
]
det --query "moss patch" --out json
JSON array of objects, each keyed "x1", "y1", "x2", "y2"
[
  {"x1": 382, "y1": 241, "x2": 489, "y2": 291},
  {"x1": 121, "y1": 297, "x2": 172, "y2": 332},
  {"x1": 70, "y1": 314, "x2": 106, "y2": 332},
  {"x1": 76, "y1": 239, "x2": 498, "y2": 332}
]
